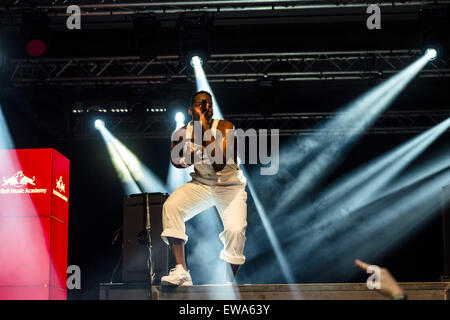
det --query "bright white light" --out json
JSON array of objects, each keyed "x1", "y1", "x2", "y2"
[
  {"x1": 175, "y1": 112, "x2": 185, "y2": 124},
  {"x1": 101, "y1": 133, "x2": 141, "y2": 195},
  {"x1": 249, "y1": 118, "x2": 450, "y2": 282},
  {"x1": 189, "y1": 51, "x2": 295, "y2": 287},
  {"x1": 272, "y1": 53, "x2": 432, "y2": 215},
  {"x1": 425, "y1": 48, "x2": 437, "y2": 60},
  {"x1": 192, "y1": 58, "x2": 223, "y2": 119},
  {"x1": 190, "y1": 55, "x2": 203, "y2": 68},
  {"x1": 0, "y1": 105, "x2": 14, "y2": 150},
  {"x1": 283, "y1": 118, "x2": 450, "y2": 241},
  {"x1": 94, "y1": 119, "x2": 105, "y2": 129},
  {"x1": 245, "y1": 54, "x2": 435, "y2": 278},
  {"x1": 98, "y1": 126, "x2": 167, "y2": 194}
]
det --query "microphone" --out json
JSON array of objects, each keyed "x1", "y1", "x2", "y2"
[{"x1": 111, "y1": 227, "x2": 122, "y2": 245}]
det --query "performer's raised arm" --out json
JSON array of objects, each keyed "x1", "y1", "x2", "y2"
[
  {"x1": 189, "y1": 96, "x2": 235, "y2": 172},
  {"x1": 170, "y1": 125, "x2": 204, "y2": 169}
]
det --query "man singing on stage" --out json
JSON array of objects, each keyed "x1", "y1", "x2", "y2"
[{"x1": 160, "y1": 91, "x2": 248, "y2": 286}]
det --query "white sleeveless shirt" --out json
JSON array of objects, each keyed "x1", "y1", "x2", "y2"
[{"x1": 185, "y1": 119, "x2": 246, "y2": 187}]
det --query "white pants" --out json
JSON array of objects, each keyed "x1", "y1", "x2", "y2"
[{"x1": 161, "y1": 180, "x2": 248, "y2": 265}]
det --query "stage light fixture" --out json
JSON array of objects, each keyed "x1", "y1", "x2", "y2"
[
  {"x1": 419, "y1": 4, "x2": 449, "y2": 60},
  {"x1": 175, "y1": 112, "x2": 185, "y2": 124},
  {"x1": 133, "y1": 15, "x2": 161, "y2": 60},
  {"x1": 94, "y1": 119, "x2": 105, "y2": 129},
  {"x1": 190, "y1": 55, "x2": 203, "y2": 68},
  {"x1": 22, "y1": 12, "x2": 50, "y2": 57},
  {"x1": 177, "y1": 13, "x2": 212, "y2": 67},
  {"x1": 425, "y1": 48, "x2": 438, "y2": 60},
  {"x1": 26, "y1": 39, "x2": 46, "y2": 57}
]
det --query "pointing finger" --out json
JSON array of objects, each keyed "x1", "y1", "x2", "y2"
[{"x1": 354, "y1": 259, "x2": 371, "y2": 271}]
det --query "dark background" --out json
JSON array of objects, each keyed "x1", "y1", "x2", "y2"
[{"x1": 1, "y1": 1, "x2": 449, "y2": 299}]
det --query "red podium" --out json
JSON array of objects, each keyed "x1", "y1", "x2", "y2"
[{"x1": 0, "y1": 149, "x2": 69, "y2": 300}]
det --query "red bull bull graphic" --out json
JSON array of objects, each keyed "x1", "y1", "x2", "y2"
[
  {"x1": 2, "y1": 171, "x2": 32, "y2": 187},
  {"x1": 1, "y1": 170, "x2": 47, "y2": 194},
  {"x1": 0, "y1": 149, "x2": 70, "y2": 300}
]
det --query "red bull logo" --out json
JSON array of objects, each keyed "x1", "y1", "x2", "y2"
[
  {"x1": 56, "y1": 176, "x2": 66, "y2": 193},
  {"x1": 2, "y1": 171, "x2": 36, "y2": 187},
  {"x1": 1, "y1": 171, "x2": 47, "y2": 194},
  {"x1": 53, "y1": 176, "x2": 68, "y2": 202}
]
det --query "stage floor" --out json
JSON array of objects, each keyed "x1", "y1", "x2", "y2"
[{"x1": 99, "y1": 282, "x2": 450, "y2": 300}]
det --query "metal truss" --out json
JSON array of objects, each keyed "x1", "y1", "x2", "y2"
[
  {"x1": 2, "y1": 1, "x2": 449, "y2": 16},
  {"x1": 67, "y1": 110, "x2": 450, "y2": 140},
  {"x1": 7, "y1": 50, "x2": 450, "y2": 86}
]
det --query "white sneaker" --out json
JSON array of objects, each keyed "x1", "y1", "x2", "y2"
[{"x1": 161, "y1": 265, "x2": 193, "y2": 286}]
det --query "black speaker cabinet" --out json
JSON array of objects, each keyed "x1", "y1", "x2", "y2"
[
  {"x1": 122, "y1": 192, "x2": 169, "y2": 284},
  {"x1": 442, "y1": 185, "x2": 450, "y2": 278}
]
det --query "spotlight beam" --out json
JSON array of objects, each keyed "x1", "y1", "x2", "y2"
[
  {"x1": 110, "y1": 137, "x2": 145, "y2": 192},
  {"x1": 98, "y1": 127, "x2": 141, "y2": 195},
  {"x1": 0, "y1": 106, "x2": 65, "y2": 294},
  {"x1": 272, "y1": 53, "x2": 433, "y2": 216},
  {"x1": 284, "y1": 118, "x2": 450, "y2": 241},
  {"x1": 379, "y1": 144, "x2": 450, "y2": 200},
  {"x1": 191, "y1": 59, "x2": 296, "y2": 285},
  {"x1": 109, "y1": 131, "x2": 168, "y2": 193},
  {"x1": 98, "y1": 125, "x2": 167, "y2": 194},
  {"x1": 247, "y1": 118, "x2": 450, "y2": 263},
  {"x1": 192, "y1": 59, "x2": 223, "y2": 120},
  {"x1": 266, "y1": 160, "x2": 450, "y2": 283},
  {"x1": 279, "y1": 134, "x2": 450, "y2": 271},
  {"x1": 245, "y1": 176, "x2": 296, "y2": 284},
  {"x1": 336, "y1": 118, "x2": 450, "y2": 211},
  {"x1": 0, "y1": 105, "x2": 14, "y2": 150},
  {"x1": 307, "y1": 165, "x2": 450, "y2": 281}
]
